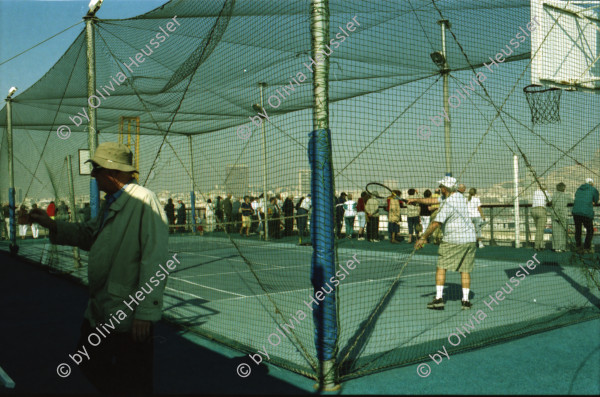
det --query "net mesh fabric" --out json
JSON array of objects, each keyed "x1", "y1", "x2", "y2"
[{"x1": 1, "y1": 0, "x2": 599, "y2": 382}]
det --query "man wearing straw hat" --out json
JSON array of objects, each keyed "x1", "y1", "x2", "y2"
[
  {"x1": 408, "y1": 176, "x2": 477, "y2": 311},
  {"x1": 29, "y1": 142, "x2": 169, "y2": 395}
]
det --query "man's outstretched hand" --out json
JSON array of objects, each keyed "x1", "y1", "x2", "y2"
[{"x1": 29, "y1": 208, "x2": 56, "y2": 232}]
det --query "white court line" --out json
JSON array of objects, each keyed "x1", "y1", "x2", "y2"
[
  {"x1": 175, "y1": 250, "x2": 437, "y2": 278},
  {"x1": 174, "y1": 239, "x2": 302, "y2": 252},
  {"x1": 176, "y1": 252, "x2": 436, "y2": 279},
  {"x1": 167, "y1": 250, "x2": 504, "y2": 299},
  {"x1": 214, "y1": 262, "x2": 496, "y2": 303},
  {"x1": 0, "y1": 365, "x2": 15, "y2": 389},
  {"x1": 175, "y1": 251, "x2": 284, "y2": 268},
  {"x1": 176, "y1": 263, "x2": 309, "y2": 278},
  {"x1": 169, "y1": 276, "x2": 247, "y2": 297},
  {"x1": 173, "y1": 251, "x2": 446, "y2": 279},
  {"x1": 165, "y1": 286, "x2": 205, "y2": 300}
]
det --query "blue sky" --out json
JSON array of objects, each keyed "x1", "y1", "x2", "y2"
[
  {"x1": 0, "y1": 0, "x2": 166, "y2": 97},
  {"x1": 1, "y1": 0, "x2": 599, "y2": 200}
]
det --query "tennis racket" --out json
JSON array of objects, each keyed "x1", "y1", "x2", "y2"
[{"x1": 365, "y1": 182, "x2": 408, "y2": 203}]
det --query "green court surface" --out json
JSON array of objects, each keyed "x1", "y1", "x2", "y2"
[
  {"x1": 1, "y1": 243, "x2": 598, "y2": 394},
  {"x1": 3, "y1": 233, "x2": 599, "y2": 388}
]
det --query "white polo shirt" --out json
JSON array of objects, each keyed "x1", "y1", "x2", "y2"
[
  {"x1": 435, "y1": 192, "x2": 476, "y2": 244},
  {"x1": 532, "y1": 189, "x2": 548, "y2": 208},
  {"x1": 467, "y1": 197, "x2": 482, "y2": 218},
  {"x1": 300, "y1": 197, "x2": 312, "y2": 211}
]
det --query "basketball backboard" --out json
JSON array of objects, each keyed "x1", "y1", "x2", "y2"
[{"x1": 531, "y1": 0, "x2": 600, "y2": 92}]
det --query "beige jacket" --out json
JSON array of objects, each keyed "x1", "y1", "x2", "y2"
[
  {"x1": 388, "y1": 199, "x2": 401, "y2": 223},
  {"x1": 51, "y1": 183, "x2": 169, "y2": 332}
]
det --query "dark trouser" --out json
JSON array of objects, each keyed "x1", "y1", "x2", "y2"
[
  {"x1": 573, "y1": 214, "x2": 594, "y2": 249},
  {"x1": 335, "y1": 215, "x2": 344, "y2": 238},
  {"x1": 269, "y1": 217, "x2": 280, "y2": 238},
  {"x1": 0, "y1": 219, "x2": 6, "y2": 239},
  {"x1": 76, "y1": 319, "x2": 154, "y2": 396},
  {"x1": 215, "y1": 212, "x2": 223, "y2": 230},
  {"x1": 388, "y1": 221, "x2": 399, "y2": 240},
  {"x1": 407, "y1": 216, "x2": 420, "y2": 236},
  {"x1": 297, "y1": 208, "x2": 309, "y2": 238},
  {"x1": 284, "y1": 214, "x2": 294, "y2": 236},
  {"x1": 345, "y1": 216, "x2": 355, "y2": 237},
  {"x1": 250, "y1": 215, "x2": 259, "y2": 233},
  {"x1": 224, "y1": 212, "x2": 232, "y2": 233},
  {"x1": 234, "y1": 213, "x2": 241, "y2": 231},
  {"x1": 367, "y1": 216, "x2": 379, "y2": 241}
]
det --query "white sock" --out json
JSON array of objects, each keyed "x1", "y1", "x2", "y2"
[
  {"x1": 462, "y1": 288, "x2": 470, "y2": 301},
  {"x1": 436, "y1": 285, "x2": 444, "y2": 299}
]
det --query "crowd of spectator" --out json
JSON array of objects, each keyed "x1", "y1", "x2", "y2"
[{"x1": 1, "y1": 178, "x2": 598, "y2": 251}]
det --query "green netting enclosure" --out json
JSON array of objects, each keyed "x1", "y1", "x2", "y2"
[{"x1": 1, "y1": 0, "x2": 600, "y2": 384}]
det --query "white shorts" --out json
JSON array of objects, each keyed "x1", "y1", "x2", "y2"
[{"x1": 357, "y1": 212, "x2": 366, "y2": 228}]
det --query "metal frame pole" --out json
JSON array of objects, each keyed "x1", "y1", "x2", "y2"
[
  {"x1": 66, "y1": 155, "x2": 82, "y2": 268},
  {"x1": 85, "y1": 15, "x2": 100, "y2": 218},
  {"x1": 310, "y1": 0, "x2": 338, "y2": 390},
  {"x1": 5, "y1": 96, "x2": 17, "y2": 253},
  {"x1": 259, "y1": 82, "x2": 268, "y2": 241},
  {"x1": 514, "y1": 154, "x2": 521, "y2": 248},
  {"x1": 188, "y1": 135, "x2": 196, "y2": 234},
  {"x1": 438, "y1": 19, "x2": 452, "y2": 176}
]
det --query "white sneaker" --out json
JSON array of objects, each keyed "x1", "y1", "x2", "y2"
[
  {"x1": 357, "y1": 237, "x2": 365, "y2": 241},
  {"x1": 373, "y1": 239, "x2": 380, "y2": 243},
  {"x1": 478, "y1": 242, "x2": 484, "y2": 248}
]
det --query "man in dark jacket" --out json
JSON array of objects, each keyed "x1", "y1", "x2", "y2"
[
  {"x1": 572, "y1": 178, "x2": 599, "y2": 253},
  {"x1": 223, "y1": 194, "x2": 233, "y2": 233},
  {"x1": 232, "y1": 197, "x2": 242, "y2": 231},
  {"x1": 336, "y1": 192, "x2": 347, "y2": 238},
  {"x1": 215, "y1": 196, "x2": 224, "y2": 231},
  {"x1": 164, "y1": 198, "x2": 175, "y2": 233},
  {"x1": 282, "y1": 197, "x2": 294, "y2": 236},
  {"x1": 176, "y1": 200, "x2": 186, "y2": 232},
  {"x1": 1, "y1": 203, "x2": 9, "y2": 240}
]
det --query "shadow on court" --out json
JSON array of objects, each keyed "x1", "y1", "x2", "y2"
[
  {"x1": 0, "y1": 251, "x2": 309, "y2": 394},
  {"x1": 503, "y1": 258, "x2": 600, "y2": 309}
]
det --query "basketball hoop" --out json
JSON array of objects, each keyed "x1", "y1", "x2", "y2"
[{"x1": 523, "y1": 84, "x2": 562, "y2": 125}]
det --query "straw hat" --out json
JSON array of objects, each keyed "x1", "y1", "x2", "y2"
[{"x1": 86, "y1": 142, "x2": 137, "y2": 172}]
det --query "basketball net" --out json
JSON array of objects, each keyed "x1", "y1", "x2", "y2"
[{"x1": 523, "y1": 84, "x2": 562, "y2": 125}]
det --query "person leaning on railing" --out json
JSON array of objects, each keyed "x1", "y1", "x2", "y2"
[
  {"x1": 549, "y1": 182, "x2": 569, "y2": 253},
  {"x1": 466, "y1": 188, "x2": 486, "y2": 249},
  {"x1": 17, "y1": 204, "x2": 29, "y2": 240},
  {"x1": 572, "y1": 178, "x2": 599, "y2": 254},
  {"x1": 282, "y1": 196, "x2": 294, "y2": 236},
  {"x1": 531, "y1": 185, "x2": 550, "y2": 251},
  {"x1": 365, "y1": 194, "x2": 381, "y2": 242}
]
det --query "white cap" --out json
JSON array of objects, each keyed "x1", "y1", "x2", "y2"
[
  {"x1": 438, "y1": 176, "x2": 457, "y2": 189},
  {"x1": 586, "y1": 178, "x2": 593, "y2": 184}
]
